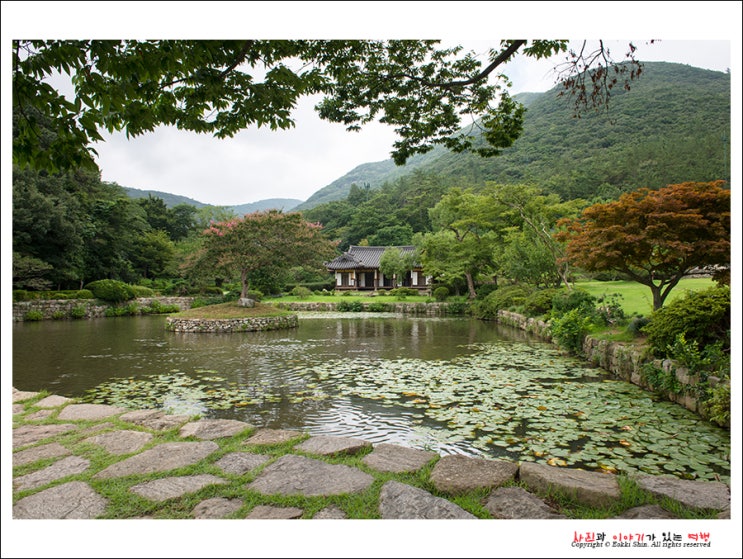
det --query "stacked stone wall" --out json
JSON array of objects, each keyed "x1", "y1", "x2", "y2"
[
  {"x1": 165, "y1": 315, "x2": 298, "y2": 333},
  {"x1": 13, "y1": 297, "x2": 195, "y2": 322},
  {"x1": 496, "y1": 310, "x2": 726, "y2": 423}
]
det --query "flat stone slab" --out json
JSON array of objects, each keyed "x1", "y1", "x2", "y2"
[
  {"x1": 34, "y1": 395, "x2": 73, "y2": 408},
  {"x1": 379, "y1": 480, "x2": 476, "y2": 519},
  {"x1": 246, "y1": 505, "x2": 303, "y2": 519},
  {"x1": 634, "y1": 474, "x2": 730, "y2": 511},
  {"x1": 179, "y1": 419, "x2": 253, "y2": 440},
  {"x1": 193, "y1": 497, "x2": 244, "y2": 519},
  {"x1": 244, "y1": 428, "x2": 305, "y2": 445},
  {"x1": 94, "y1": 441, "x2": 219, "y2": 479},
  {"x1": 314, "y1": 505, "x2": 347, "y2": 519},
  {"x1": 13, "y1": 442, "x2": 71, "y2": 467},
  {"x1": 13, "y1": 424, "x2": 78, "y2": 449},
  {"x1": 14, "y1": 455, "x2": 90, "y2": 491},
  {"x1": 429, "y1": 454, "x2": 518, "y2": 495},
  {"x1": 362, "y1": 443, "x2": 437, "y2": 473},
  {"x1": 57, "y1": 403, "x2": 126, "y2": 421},
  {"x1": 13, "y1": 403, "x2": 25, "y2": 415},
  {"x1": 520, "y1": 462, "x2": 621, "y2": 507},
  {"x1": 130, "y1": 474, "x2": 227, "y2": 502},
  {"x1": 13, "y1": 481, "x2": 108, "y2": 519},
  {"x1": 247, "y1": 454, "x2": 373, "y2": 497},
  {"x1": 23, "y1": 409, "x2": 56, "y2": 421},
  {"x1": 12, "y1": 388, "x2": 39, "y2": 403},
  {"x1": 214, "y1": 452, "x2": 271, "y2": 475},
  {"x1": 615, "y1": 504, "x2": 677, "y2": 519},
  {"x1": 84, "y1": 430, "x2": 154, "y2": 455},
  {"x1": 484, "y1": 486, "x2": 566, "y2": 519},
  {"x1": 294, "y1": 435, "x2": 371, "y2": 456},
  {"x1": 119, "y1": 409, "x2": 191, "y2": 431}
]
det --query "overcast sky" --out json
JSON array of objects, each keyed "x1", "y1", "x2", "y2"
[{"x1": 3, "y1": 2, "x2": 740, "y2": 208}]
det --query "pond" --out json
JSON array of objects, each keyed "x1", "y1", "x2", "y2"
[{"x1": 12, "y1": 312, "x2": 730, "y2": 482}]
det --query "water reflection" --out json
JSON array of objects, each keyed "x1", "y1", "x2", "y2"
[{"x1": 12, "y1": 313, "x2": 730, "y2": 480}]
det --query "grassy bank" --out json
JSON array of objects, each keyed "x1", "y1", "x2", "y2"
[
  {"x1": 170, "y1": 301, "x2": 293, "y2": 319},
  {"x1": 576, "y1": 277, "x2": 716, "y2": 317}
]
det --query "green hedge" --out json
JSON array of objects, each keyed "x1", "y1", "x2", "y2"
[
  {"x1": 84, "y1": 280, "x2": 137, "y2": 303},
  {"x1": 13, "y1": 289, "x2": 94, "y2": 302}
]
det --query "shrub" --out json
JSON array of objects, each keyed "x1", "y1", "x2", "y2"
[
  {"x1": 70, "y1": 305, "x2": 87, "y2": 319},
  {"x1": 200, "y1": 286, "x2": 224, "y2": 296},
  {"x1": 290, "y1": 286, "x2": 313, "y2": 300},
  {"x1": 475, "y1": 283, "x2": 498, "y2": 300},
  {"x1": 85, "y1": 280, "x2": 136, "y2": 303},
  {"x1": 247, "y1": 290, "x2": 263, "y2": 302},
  {"x1": 642, "y1": 286, "x2": 730, "y2": 358},
  {"x1": 550, "y1": 288, "x2": 596, "y2": 317},
  {"x1": 433, "y1": 286, "x2": 449, "y2": 302},
  {"x1": 337, "y1": 300, "x2": 364, "y2": 312},
  {"x1": 129, "y1": 285, "x2": 156, "y2": 297},
  {"x1": 445, "y1": 302, "x2": 469, "y2": 316},
  {"x1": 24, "y1": 310, "x2": 44, "y2": 321},
  {"x1": 549, "y1": 307, "x2": 595, "y2": 355},
  {"x1": 367, "y1": 302, "x2": 388, "y2": 312},
  {"x1": 594, "y1": 293, "x2": 626, "y2": 325},
  {"x1": 51, "y1": 310, "x2": 67, "y2": 320},
  {"x1": 13, "y1": 289, "x2": 94, "y2": 301},
  {"x1": 390, "y1": 287, "x2": 418, "y2": 297},
  {"x1": 626, "y1": 315, "x2": 650, "y2": 337},
  {"x1": 704, "y1": 381, "x2": 731, "y2": 429},
  {"x1": 523, "y1": 288, "x2": 561, "y2": 317},
  {"x1": 471, "y1": 284, "x2": 532, "y2": 319}
]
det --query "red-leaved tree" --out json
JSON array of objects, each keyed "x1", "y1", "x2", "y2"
[
  {"x1": 555, "y1": 181, "x2": 730, "y2": 310},
  {"x1": 189, "y1": 210, "x2": 336, "y2": 299}
]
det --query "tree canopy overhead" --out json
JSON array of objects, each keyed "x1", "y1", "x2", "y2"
[{"x1": 13, "y1": 39, "x2": 643, "y2": 172}]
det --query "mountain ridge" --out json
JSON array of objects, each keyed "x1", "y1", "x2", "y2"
[
  {"x1": 295, "y1": 61, "x2": 730, "y2": 210},
  {"x1": 122, "y1": 187, "x2": 302, "y2": 214}
]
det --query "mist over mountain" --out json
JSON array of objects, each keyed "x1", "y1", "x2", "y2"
[{"x1": 123, "y1": 187, "x2": 301, "y2": 214}]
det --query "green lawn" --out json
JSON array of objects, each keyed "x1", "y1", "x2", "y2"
[
  {"x1": 275, "y1": 292, "x2": 434, "y2": 304},
  {"x1": 576, "y1": 277, "x2": 716, "y2": 316}
]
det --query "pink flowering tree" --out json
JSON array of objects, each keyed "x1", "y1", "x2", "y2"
[{"x1": 190, "y1": 210, "x2": 336, "y2": 299}]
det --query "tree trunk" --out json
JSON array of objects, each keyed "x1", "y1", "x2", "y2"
[
  {"x1": 240, "y1": 269, "x2": 249, "y2": 299},
  {"x1": 465, "y1": 272, "x2": 477, "y2": 299}
]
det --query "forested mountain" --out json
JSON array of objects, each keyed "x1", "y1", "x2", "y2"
[
  {"x1": 123, "y1": 187, "x2": 301, "y2": 214},
  {"x1": 296, "y1": 62, "x2": 730, "y2": 210},
  {"x1": 123, "y1": 187, "x2": 210, "y2": 209}
]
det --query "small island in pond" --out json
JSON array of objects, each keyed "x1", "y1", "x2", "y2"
[{"x1": 165, "y1": 301, "x2": 298, "y2": 333}]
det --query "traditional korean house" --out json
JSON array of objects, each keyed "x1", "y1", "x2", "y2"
[{"x1": 324, "y1": 245, "x2": 431, "y2": 292}]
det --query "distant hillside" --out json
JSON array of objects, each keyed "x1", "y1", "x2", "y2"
[
  {"x1": 296, "y1": 62, "x2": 730, "y2": 210},
  {"x1": 123, "y1": 187, "x2": 302, "y2": 214},
  {"x1": 122, "y1": 187, "x2": 210, "y2": 209},
  {"x1": 230, "y1": 198, "x2": 303, "y2": 214}
]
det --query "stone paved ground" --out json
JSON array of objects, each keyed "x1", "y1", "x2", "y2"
[{"x1": 11, "y1": 387, "x2": 732, "y2": 521}]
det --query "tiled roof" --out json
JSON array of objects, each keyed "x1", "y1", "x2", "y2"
[{"x1": 325, "y1": 246, "x2": 418, "y2": 270}]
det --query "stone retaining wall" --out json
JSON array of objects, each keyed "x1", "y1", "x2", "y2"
[
  {"x1": 165, "y1": 314, "x2": 298, "y2": 333},
  {"x1": 276, "y1": 301, "x2": 452, "y2": 315},
  {"x1": 496, "y1": 310, "x2": 727, "y2": 423},
  {"x1": 13, "y1": 297, "x2": 195, "y2": 321}
]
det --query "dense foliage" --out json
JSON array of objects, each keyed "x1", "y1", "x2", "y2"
[
  {"x1": 642, "y1": 286, "x2": 731, "y2": 358},
  {"x1": 557, "y1": 181, "x2": 730, "y2": 310}
]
